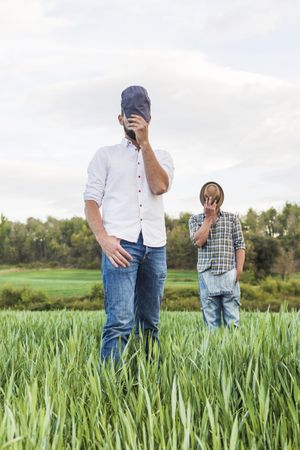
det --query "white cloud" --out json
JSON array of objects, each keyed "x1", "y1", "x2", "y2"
[
  {"x1": 0, "y1": 0, "x2": 68, "y2": 37},
  {"x1": 0, "y1": 160, "x2": 85, "y2": 221},
  {"x1": 37, "y1": 0, "x2": 300, "y2": 44},
  {"x1": 1, "y1": 1, "x2": 300, "y2": 222}
]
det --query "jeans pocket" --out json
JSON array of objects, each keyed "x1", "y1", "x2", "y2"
[
  {"x1": 235, "y1": 281, "x2": 241, "y2": 295},
  {"x1": 198, "y1": 273, "x2": 209, "y2": 305},
  {"x1": 159, "y1": 271, "x2": 167, "y2": 281},
  {"x1": 233, "y1": 296, "x2": 241, "y2": 307},
  {"x1": 233, "y1": 282, "x2": 241, "y2": 306},
  {"x1": 199, "y1": 273, "x2": 208, "y2": 290}
]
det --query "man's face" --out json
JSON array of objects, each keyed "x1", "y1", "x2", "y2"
[
  {"x1": 118, "y1": 114, "x2": 136, "y2": 140},
  {"x1": 124, "y1": 126, "x2": 136, "y2": 141},
  {"x1": 118, "y1": 113, "x2": 151, "y2": 141}
]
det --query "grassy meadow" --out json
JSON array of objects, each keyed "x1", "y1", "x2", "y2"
[
  {"x1": 0, "y1": 267, "x2": 300, "y2": 312},
  {"x1": 0, "y1": 267, "x2": 197, "y2": 298},
  {"x1": 0, "y1": 268, "x2": 299, "y2": 448},
  {"x1": 0, "y1": 309, "x2": 299, "y2": 449}
]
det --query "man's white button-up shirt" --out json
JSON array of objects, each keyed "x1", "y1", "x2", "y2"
[{"x1": 83, "y1": 137, "x2": 175, "y2": 247}]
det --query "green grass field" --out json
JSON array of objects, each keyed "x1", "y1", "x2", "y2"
[
  {"x1": 0, "y1": 268, "x2": 198, "y2": 298},
  {"x1": 0, "y1": 310, "x2": 299, "y2": 449}
]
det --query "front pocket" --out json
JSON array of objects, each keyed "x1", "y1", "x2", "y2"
[{"x1": 198, "y1": 273, "x2": 209, "y2": 299}]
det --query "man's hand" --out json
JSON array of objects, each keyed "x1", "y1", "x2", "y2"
[
  {"x1": 98, "y1": 235, "x2": 132, "y2": 268},
  {"x1": 127, "y1": 114, "x2": 149, "y2": 147},
  {"x1": 204, "y1": 197, "x2": 218, "y2": 224}
]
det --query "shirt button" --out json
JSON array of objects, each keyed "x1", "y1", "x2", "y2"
[
  {"x1": 138, "y1": 175, "x2": 141, "y2": 178},
  {"x1": 140, "y1": 218, "x2": 143, "y2": 221},
  {"x1": 139, "y1": 189, "x2": 141, "y2": 192},
  {"x1": 138, "y1": 162, "x2": 140, "y2": 165},
  {"x1": 140, "y1": 204, "x2": 142, "y2": 207}
]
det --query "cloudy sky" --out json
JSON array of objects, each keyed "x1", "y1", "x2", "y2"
[{"x1": 1, "y1": 0, "x2": 300, "y2": 222}]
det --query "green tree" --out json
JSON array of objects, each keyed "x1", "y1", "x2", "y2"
[
  {"x1": 248, "y1": 236, "x2": 280, "y2": 278},
  {"x1": 167, "y1": 213, "x2": 197, "y2": 269}
]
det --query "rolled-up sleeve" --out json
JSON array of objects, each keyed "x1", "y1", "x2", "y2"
[
  {"x1": 157, "y1": 150, "x2": 175, "y2": 192},
  {"x1": 232, "y1": 214, "x2": 246, "y2": 250},
  {"x1": 188, "y1": 215, "x2": 199, "y2": 245},
  {"x1": 83, "y1": 148, "x2": 108, "y2": 207}
]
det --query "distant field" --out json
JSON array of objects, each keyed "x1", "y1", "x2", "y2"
[{"x1": 0, "y1": 267, "x2": 198, "y2": 298}]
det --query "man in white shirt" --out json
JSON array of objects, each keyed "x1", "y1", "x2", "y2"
[{"x1": 83, "y1": 86, "x2": 174, "y2": 364}]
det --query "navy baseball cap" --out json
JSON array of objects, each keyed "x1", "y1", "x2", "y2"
[{"x1": 121, "y1": 85, "x2": 151, "y2": 122}]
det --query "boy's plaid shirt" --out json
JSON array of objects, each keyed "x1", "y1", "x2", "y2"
[{"x1": 188, "y1": 210, "x2": 245, "y2": 274}]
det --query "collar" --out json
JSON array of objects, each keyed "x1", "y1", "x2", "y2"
[{"x1": 121, "y1": 137, "x2": 140, "y2": 151}]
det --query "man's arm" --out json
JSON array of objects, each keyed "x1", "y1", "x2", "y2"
[
  {"x1": 84, "y1": 200, "x2": 132, "y2": 268},
  {"x1": 84, "y1": 200, "x2": 107, "y2": 243},
  {"x1": 140, "y1": 142, "x2": 169, "y2": 194},
  {"x1": 83, "y1": 149, "x2": 132, "y2": 268},
  {"x1": 128, "y1": 115, "x2": 169, "y2": 195}
]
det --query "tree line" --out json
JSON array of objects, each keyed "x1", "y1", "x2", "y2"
[{"x1": 0, "y1": 203, "x2": 299, "y2": 279}]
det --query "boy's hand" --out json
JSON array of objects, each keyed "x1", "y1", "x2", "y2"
[{"x1": 204, "y1": 197, "x2": 218, "y2": 223}]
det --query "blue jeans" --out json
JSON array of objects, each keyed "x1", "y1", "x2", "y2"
[
  {"x1": 100, "y1": 232, "x2": 167, "y2": 363},
  {"x1": 198, "y1": 270, "x2": 241, "y2": 329}
]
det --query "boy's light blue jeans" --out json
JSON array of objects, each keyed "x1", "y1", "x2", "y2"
[
  {"x1": 100, "y1": 232, "x2": 167, "y2": 363},
  {"x1": 198, "y1": 268, "x2": 241, "y2": 329}
]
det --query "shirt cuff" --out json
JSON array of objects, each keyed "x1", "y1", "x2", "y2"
[
  {"x1": 234, "y1": 244, "x2": 246, "y2": 250},
  {"x1": 83, "y1": 195, "x2": 101, "y2": 208}
]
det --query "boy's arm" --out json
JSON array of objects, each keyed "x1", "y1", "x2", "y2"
[
  {"x1": 235, "y1": 249, "x2": 245, "y2": 282},
  {"x1": 190, "y1": 198, "x2": 218, "y2": 247},
  {"x1": 232, "y1": 214, "x2": 246, "y2": 281},
  {"x1": 193, "y1": 216, "x2": 214, "y2": 247}
]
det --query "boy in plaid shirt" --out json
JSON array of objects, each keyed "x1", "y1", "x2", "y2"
[{"x1": 188, "y1": 182, "x2": 245, "y2": 329}]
